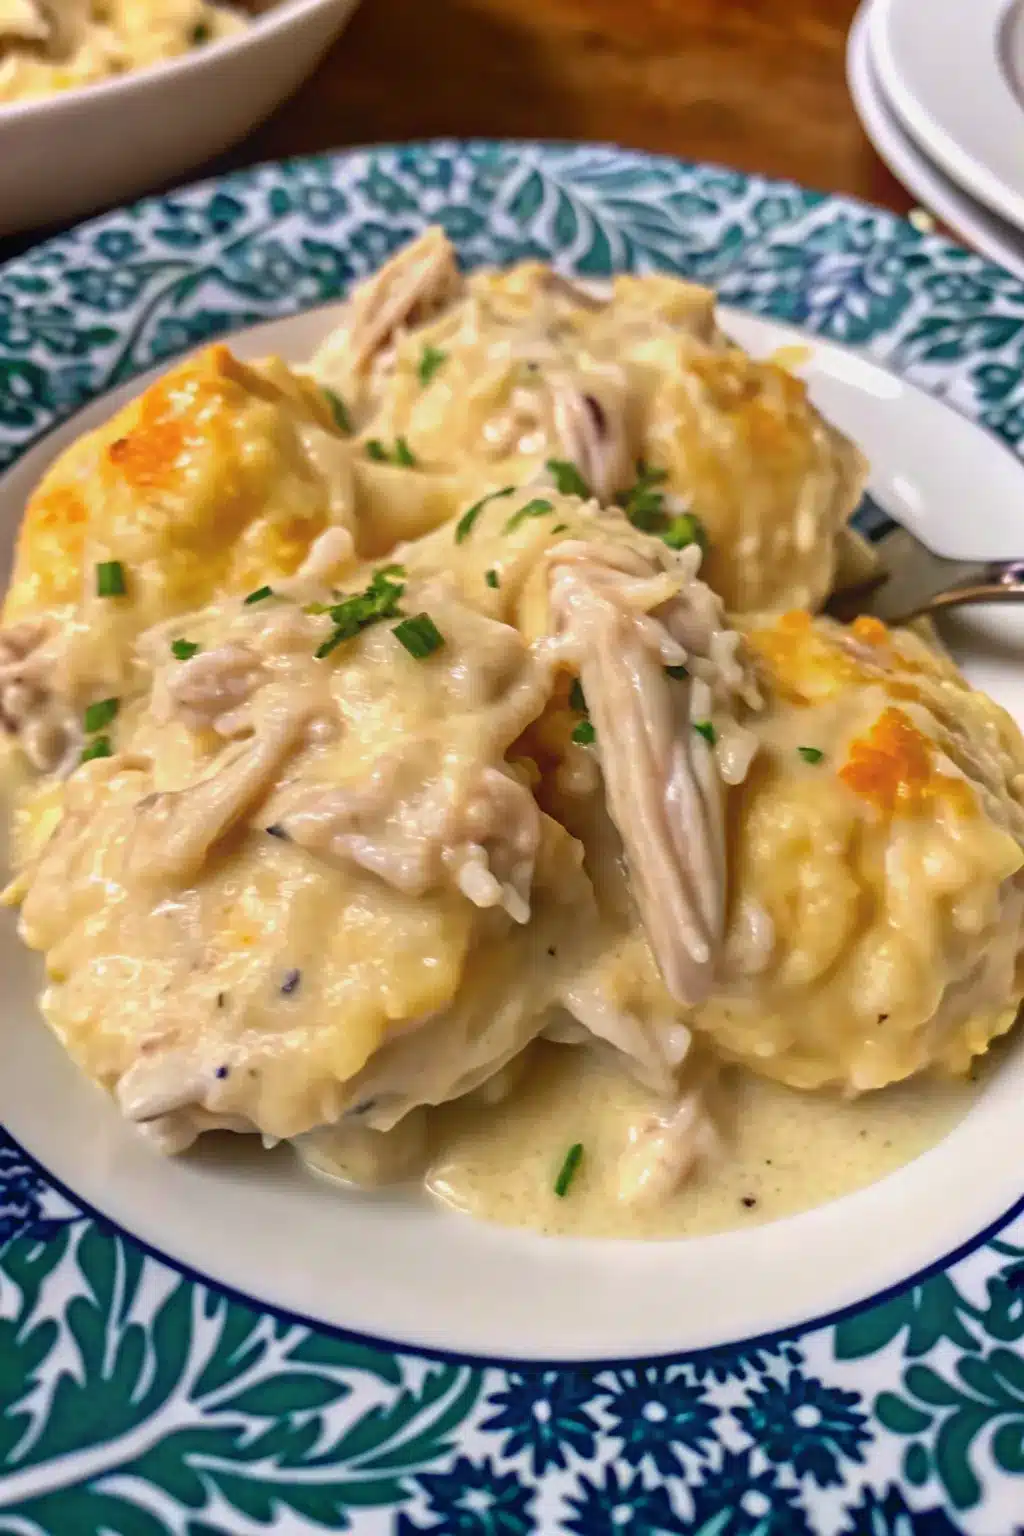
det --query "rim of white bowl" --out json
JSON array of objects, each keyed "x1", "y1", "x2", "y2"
[{"x1": 0, "y1": 0, "x2": 352, "y2": 127}]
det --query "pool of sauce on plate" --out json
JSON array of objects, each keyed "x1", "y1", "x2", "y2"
[{"x1": 424, "y1": 1043, "x2": 984, "y2": 1239}]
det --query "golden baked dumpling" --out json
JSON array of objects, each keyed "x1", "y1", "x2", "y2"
[
  {"x1": 4, "y1": 343, "x2": 354, "y2": 632},
  {"x1": 695, "y1": 611, "x2": 1024, "y2": 1090},
  {"x1": 0, "y1": 345, "x2": 366, "y2": 772},
  {"x1": 312, "y1": 228, "x2": 868, "y2": 614}
]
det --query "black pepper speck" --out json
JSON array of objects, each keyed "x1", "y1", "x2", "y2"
[
  {"x1": 216, "y1": 992, "x2": 226, "y2": 1009},
  {"x1": 215, "y1": 1065, "x2": 229, "y2": 1080},
  {"x1": 281, "y1": 968, "x2": 301, "y2": 996},
  {"x1": 741, "y1": 1196, "x2": 757, "y2": 1209},
  {"x1": 265, "y1": 824, "x2": 290, "y2": 840}
]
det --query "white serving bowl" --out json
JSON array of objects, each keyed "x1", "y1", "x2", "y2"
[{"x1": 0, "y1": 0, "x2": 360, "y2": 238}]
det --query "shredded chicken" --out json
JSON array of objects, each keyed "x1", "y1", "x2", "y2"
[
  {"x1": 541, "y1": 272, "x2": 609, "y2": 312},
  {"x1": 549, "y1": 376, "x2": 632, "y2": 503},
  {"x1": 553, "y1": 974, "x2": 690, "y2": 1096},
  {"x1": 166, "y1": 644, "x2": 264, "y2": 733},
  {"x1": 548, "y1": 538, "x2": 757, "y2": 1005},
  {"x1": 276, "y1": 750, "x2": 541, "y2": 922},
  {"x1": 317, "y1": 228, "x2": 463, "y2": 377},
  {"x1": 0, "y1": 620, "x2": 79, "y2": 773},
  {"x1": 125, "y1": 699, "x2": 311, "y2": 884},
  {"x1": 615, "y1": 1082, "x2": 719, "y2": 1206}
]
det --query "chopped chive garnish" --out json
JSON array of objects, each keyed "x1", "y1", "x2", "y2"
[
  {"x1": 190, "y1": 20, "x2": 210, "y2": 43},
  {"x1": 551, "y1": 523, "x2": 569, "y2": 533},
  {"x1": 504, "y1": 497, "x2": 553, "y2": 533},
  {"x1": 619, "y1": 460, "x2": 669, "y2": 531},
  {"x1": 454, "y1": 485, "x2": 515, "y2": 543},
  {"x1": 546, "y1": 459, "x2": 591, "y2": 498},
  {"x1": 96, "y1": 560, "x2": 126, "y2": 598},
  {"x1": 554, "y1": 1142, "x2": 584, "y2": 1197},
  {"x1": 662, "y1": 512, "x2": 708, "y2": 553},
  {"x1": 693, "y1": 720, "x2": 717, "y2": 746},
  {"x1": 618, "y1": 464, "x2": 709, "y2": 555},
  {"x1": 315, "y1": 627, "x2": 350, "y2": 659},
  {"x1": 314, "y1": 565, "x2": 406, "y2": 658},
  {"x1": 485, "y1": 568, "x2": 500, "y2": 589},
  {"x1": 665, "y1": 664, "x2": 689, "y2": 680},
  {"x1": 322, "y1": 387, "x2": 351, "y2": 434},
  {"x1": 418, "y1": 345, "x2": 447, "y2": 386},
  {"x1": 393, "y1": 612, "x2": 444, "y2": 659},
  {"x1": 366, "y1": 437, "x2": 417, "y2": 466},
  {"x1": 572, "y1": 720, "x2": 596, "y2": 745},
  {"x1": 244, "y1": 586, "x2": 274, "y2": 605},
  {"x1": 80, "y1": 735, "x2": 112, "y2": 764},
  {"x1": 569, "y1": 678, "x2": 586, "y2": 712},
  {"x1": 171, "y1": 638, "x2": 200, "y2": 661},
  {"x1": 83, "y1": 697, "x2": 118, "y2": 733},
  {"x1": 798, "y1": 746, "x2": 825, "y2": 764}
]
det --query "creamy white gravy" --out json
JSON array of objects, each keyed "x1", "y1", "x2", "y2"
[{"x1": 425, "y1": 1043, "x2": 984, "y2": 1239}]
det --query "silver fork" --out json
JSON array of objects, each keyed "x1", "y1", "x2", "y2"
[{"x1": 828, "y1": 519, "x2": 1024, "y2": 625}]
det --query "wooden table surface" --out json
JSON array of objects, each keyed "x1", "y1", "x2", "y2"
[{"x1": 2, "y1": 0, "x2": 916, "y2": 263}]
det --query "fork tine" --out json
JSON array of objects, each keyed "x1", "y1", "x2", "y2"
[{"x1": 828, "y1": 522, "x2": 992, "y2": 625}]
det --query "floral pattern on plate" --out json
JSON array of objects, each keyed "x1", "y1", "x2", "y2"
[{"x1": 1, "y1": 141, "x2": 1024, "y2": 1533}]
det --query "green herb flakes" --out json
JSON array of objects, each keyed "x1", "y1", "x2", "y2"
[
  {"x1": 80, "y1": 736, "x2": 112, "y2": 765},
  {"x1": 569, "y1": 678, "x2": 586, "y2": 712},
  {"x1": 96, "y1": 560, "x2": 126, "y2": 598},
  {"x1": 504, "y1": 497, "x2": 554, "y2": 534},
  {"x1": 572, "y1": 719, "x2": 596, "y2": 746},
  {"x1": 485, "y1": 569, "x2": 500, "y2": 589},
  {"x1": 365, "y1": 436, "x2": 417, "y2": 467},
  {"x1": 546, "y1": 459, "x2": 591, "y2": 498},
  {"x1": 171, "y1": 639, "x2": 200, "y2": 661},
  {"x1": 83, "y1": 698, "x2": 118, "y2": 733},
  {"x1": 662, "y1": 512, "x2": 708, "y2": 553},
  {"x1": 314, "y1": 566, "x2": 406, "y2": 659},
  {"x1": 618, "y1": 463, "x2": 710, "y2": 556},
  {"x1": 243, "y1": 586, "x2": 274, "y2": 605},
  {"x1": 554, "y1": 1142, "x2": 584, "y2": 1197},
  {"x1": 418, "y1": 345, "x2": 448, "y2": 386},
  {"x1": 798, "y1": 746, "x2": 825, "y2": 764},
  {"x1": 455, "y1": 485, "x2": 516, "y2": 543},
  {"x1": 665, "y1": 664, "x2": 689, "y2": 680},
  {"x1": 693, "y1": 720, "x2": 717, "y2": 746},
  {"x1": 393, "y1": 612, "x2": 445, "y2": 658},
  {"x1": 619, "y1": 462, "x2": 668, "y2": 532},
  {"x1": 322, "y1": 388, "x2": 352, "y2": 434}
]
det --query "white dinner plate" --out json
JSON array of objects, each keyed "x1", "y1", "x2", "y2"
[
  {"x1": 2, "y1": 144, "x2": 1024, "y2": 1533},
  {"x1": 849, "y1": 0, "x2": 1024, "y2": 282},
  {"x1": 870, "y1": 0, "x2": 1024, "y2": 232}
]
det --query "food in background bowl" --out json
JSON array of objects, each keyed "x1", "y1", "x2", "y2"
[
  {"x1": 0, "y1": 0, "x2": 247, "y2": 102},
  {"x1": 0, "y1": 0, "x2": 360, "y2": 237}
]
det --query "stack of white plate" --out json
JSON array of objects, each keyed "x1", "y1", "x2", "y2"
[{"x1": 849, "y1": 0, "x2": 1024, "y2": 279}]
